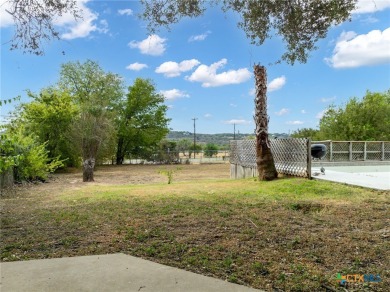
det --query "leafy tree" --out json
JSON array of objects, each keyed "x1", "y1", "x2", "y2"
[
  {"x1": 1, "y1": 125, "x2": 63, "y2": 182},
  {"x1": 291, "y1": 128, "x2": 321, "y2": 140},
  {"x1": 59, "y1": 60, "x2": 124, "y2": 181},
  {"x1": 140, "y1": 0, "x2": 357, "y2": 181},
  {"x1": 4, "y1": 0, "x2": 356, "y2": 62},
  {"x1": 189, "y1": 143, "x2": 203, "y2": 158},
  {"x1": 141, "y1": 0, "x2": 356, "y2": 65},
  {"x1": 0, "y1": 133, "x2": 20, "y2": 174},
  {"x1": 20, "y1": 88, "x2": 79, "y2": 167},
  {"x1": 318, "y1": 90, "x2": 390, "y2": 141},
  {"x1": 154, "y1": 140, "x2": 179, "y2": 164},
  {"x1": 116, "y1": 78, "x2": 170, "y2": 164},
  {"x1": 204, "y1": 143, "x2": 219, "y2": 157},
  {"x1": 0, "y1": 96, "x2": 20, "y2": 107},
  {"x1": 4, "y1": 0, "x2": 81, "y2": 55},
  {"x1": 176, "y1": 139, "x2": 192, "y2": 156}
]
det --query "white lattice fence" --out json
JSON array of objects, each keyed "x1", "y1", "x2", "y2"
[{"x1": 230, "y1": 138, "x2": 311, "y2": 179}]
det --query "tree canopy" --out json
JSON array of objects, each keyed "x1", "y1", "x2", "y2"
[
  {"x1": 58, "y1": 60, "x2": 124, "y2": 181},
  {"x1": 4, "y1": 0, "x2": 81, "y2": 55},
  {"x1": 141, "y1": 0, "x2": 357, "y2": 64},
  {"x1": 4, "y1": 0, "x2": 357, "y2": 63},
  {"x1": 20, "y1": 88, "x2": 79, "y2": 167},
  {"x1": 292, "y1": 90, "x2": 390, "y2": 141},
  {"x1": 116, "y1": 78, "x2": 170, "y2": 164},
  {"x1": 318, "y1": 90, "x2": 390, "y2": 141}
]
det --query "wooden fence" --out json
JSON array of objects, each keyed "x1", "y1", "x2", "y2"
[{"x1": 230, "y1": 138, "x2": 311, "y2": 179}]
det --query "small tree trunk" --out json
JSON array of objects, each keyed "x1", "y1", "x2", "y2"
[
  {"x1": 83, "y1": 158, "x2": 95, "y2": 182},
  {"x1": 254, "y1": 64, "x2": 277, "y2": 181},
  {"x1": 116, "y1": 156, "x2": 124, "y2": 165},
  {"x1": 116, "y1": 137, "x2": 124, "y2": 165}
]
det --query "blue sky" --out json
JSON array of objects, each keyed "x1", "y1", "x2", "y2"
[{"x1": 1, "y1": 0, "x2": 390, "y2": 134}]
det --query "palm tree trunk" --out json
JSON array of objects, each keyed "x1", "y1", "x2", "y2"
[
  {"x1": 83, "y1": 157, "x2": 95, "y2": 182},
  {"x1": 254, "y1": 64, "x2": 278, "y2": 181}
]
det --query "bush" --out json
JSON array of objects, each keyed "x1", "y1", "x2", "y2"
[
  {"x1": 204, "y1": 143, "x2": 218, "y2": 157},
  {"x1": 15, "y1": 139, "x2": 64, "y2": 182},
  {"x1": 2, "y1": 128, "x2": 63, "y2": 182}
]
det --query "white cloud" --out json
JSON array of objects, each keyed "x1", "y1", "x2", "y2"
[
  {"x1": 160, "y1": 89, "x2": 189, "y2": 101},
  {"x1": 353, "y1": 0, "x2": 390, "y2": 14},
  {"x1": 98, "y1": 19, "x2": 109, "y2": 34},
  {"x1": 188, "y1": 31, "x2": 211, "y2": 42},
  {"x1": 286, "y1": 121, "x2": 304, "y2": 125},
  {"x1": 301, "y1": 110, "x2": 307, "y2": 114},
  {"x1": 126, "y1": 62, "x2": 148, "y2": 71},
  {"x1": 129, "y1": 34, "x2": 167, "y2": 56},
  {"x1": 316, "y1": 109, "x2": 327, "y2": 119},
  {"x1": 118, "y1": 8, "x2": 133, "y2": 16},
  {"x1": 268, "y1": 76, "x2": 286, "y2": 92},
  {"x1": 275, "y1": 108, "x2": 290, "y2": 116},
  {"x1": 186, "y1": 59, "x2": 251, "y2": 87},
  {"x1": 230, "y1": 103, "x2": 237, "y2": 108},
  {"x1": 155, "y1": 59, "x2": 200, "y2": 77},
  {"x1": 204, "y1": 113, "x2": 212, "y2": 118},
  {"x1": 320, "y1": 96, "x2": 336, "y2": 103},
  {"x1": 55, "y1": 0, "x2": 101, "y2": 40},
  {"x1": 224, "y1": 119, "x2": 251, "y2": 125},
  {"x1": 325, "y1": 28, "x2": 390, "y2": 68}
]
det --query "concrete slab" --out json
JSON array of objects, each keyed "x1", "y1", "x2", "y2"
[
  {"x1": 312, "y1": 165, "x2": 390, "y2": 190},
  {"x1": 0, "y1": 253, "x2": 262, "y2": 292}
]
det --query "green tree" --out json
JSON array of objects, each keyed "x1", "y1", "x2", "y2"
[
  {"x1": 140, "y1": 0, "x2": 357, "y2": 181},
  {"x1": 291, "y1": 128, "x2": 320, "y2": 140},
  {"x1": 318, "y1": 90, "x2": 390, "y2": 141},
  {"x1": 154, "y1": 140, "x2": 179, "y2": 164},
  {"x1": 116, "y1": 78, "x2": 170, "y2": 164},
  {"x1": 59, "y1": 60, "x2": 124, "y2": 181},
  {"x1": 141, "y1": 0, "x2": 356, "y2": 65},
  {"x1": 204, "y1": 143, "x2": 219, "y2": 157},
  {"x1": 1, "y1": 124, "x2": 63, "y2": 182},
  {"x1": 189, "y1": 144, "x2": 203, "y2": 158},
  {"x1": 20, "y1": 88, "x2": 79, "y2": 167},
  {"x1": 176, "y1": 139, "x2": 192, "y2": 156}
]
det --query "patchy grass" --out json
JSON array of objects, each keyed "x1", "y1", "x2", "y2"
[{"x1": 1, "y1": 164, "x2": 389, "y2": 291}]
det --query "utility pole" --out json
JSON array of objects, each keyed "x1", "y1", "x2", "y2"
[
  {"x1": 192, "y1": 117, "x2": 198, "y2": 159},
  {"x1": 233, "y1": 123, "x2": 236, "y2": 140}
]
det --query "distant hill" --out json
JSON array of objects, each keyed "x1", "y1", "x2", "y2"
[{"x1": 166, "y1": 131, "x2": 289, "y2": 149}]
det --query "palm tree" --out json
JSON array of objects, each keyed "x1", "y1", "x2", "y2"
[{"x1": 254, "y1": 64, "x2": 277, "y2": 181}]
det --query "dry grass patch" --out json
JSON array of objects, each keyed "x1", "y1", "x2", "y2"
[{"x1": 1, "y1": 164, "x2": 389, "y2": 291}]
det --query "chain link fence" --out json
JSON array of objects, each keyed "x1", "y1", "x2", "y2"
[
  {"x1": 312, "y1": 141, "x2": 390, "y2": 162},
  {"x1": 115, "y1": 150, "x2": 231, "y2": 165}
]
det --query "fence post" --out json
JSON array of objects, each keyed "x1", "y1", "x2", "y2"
[
  {"x1": 307, "y1": 138, "x2": 311, "y2": 179},
  {"x1": 329, "y1": 141, "x2": 333, "y2": 161},
  {"x1": 349, "y1": 142, "x2": 353, "y2": 161},
  {"x1": 364, "y1": 141, "x2": 367, "y2": 161},
  {"x1": 382, "y1": 142, "x2": 385, "y2": 161}
]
